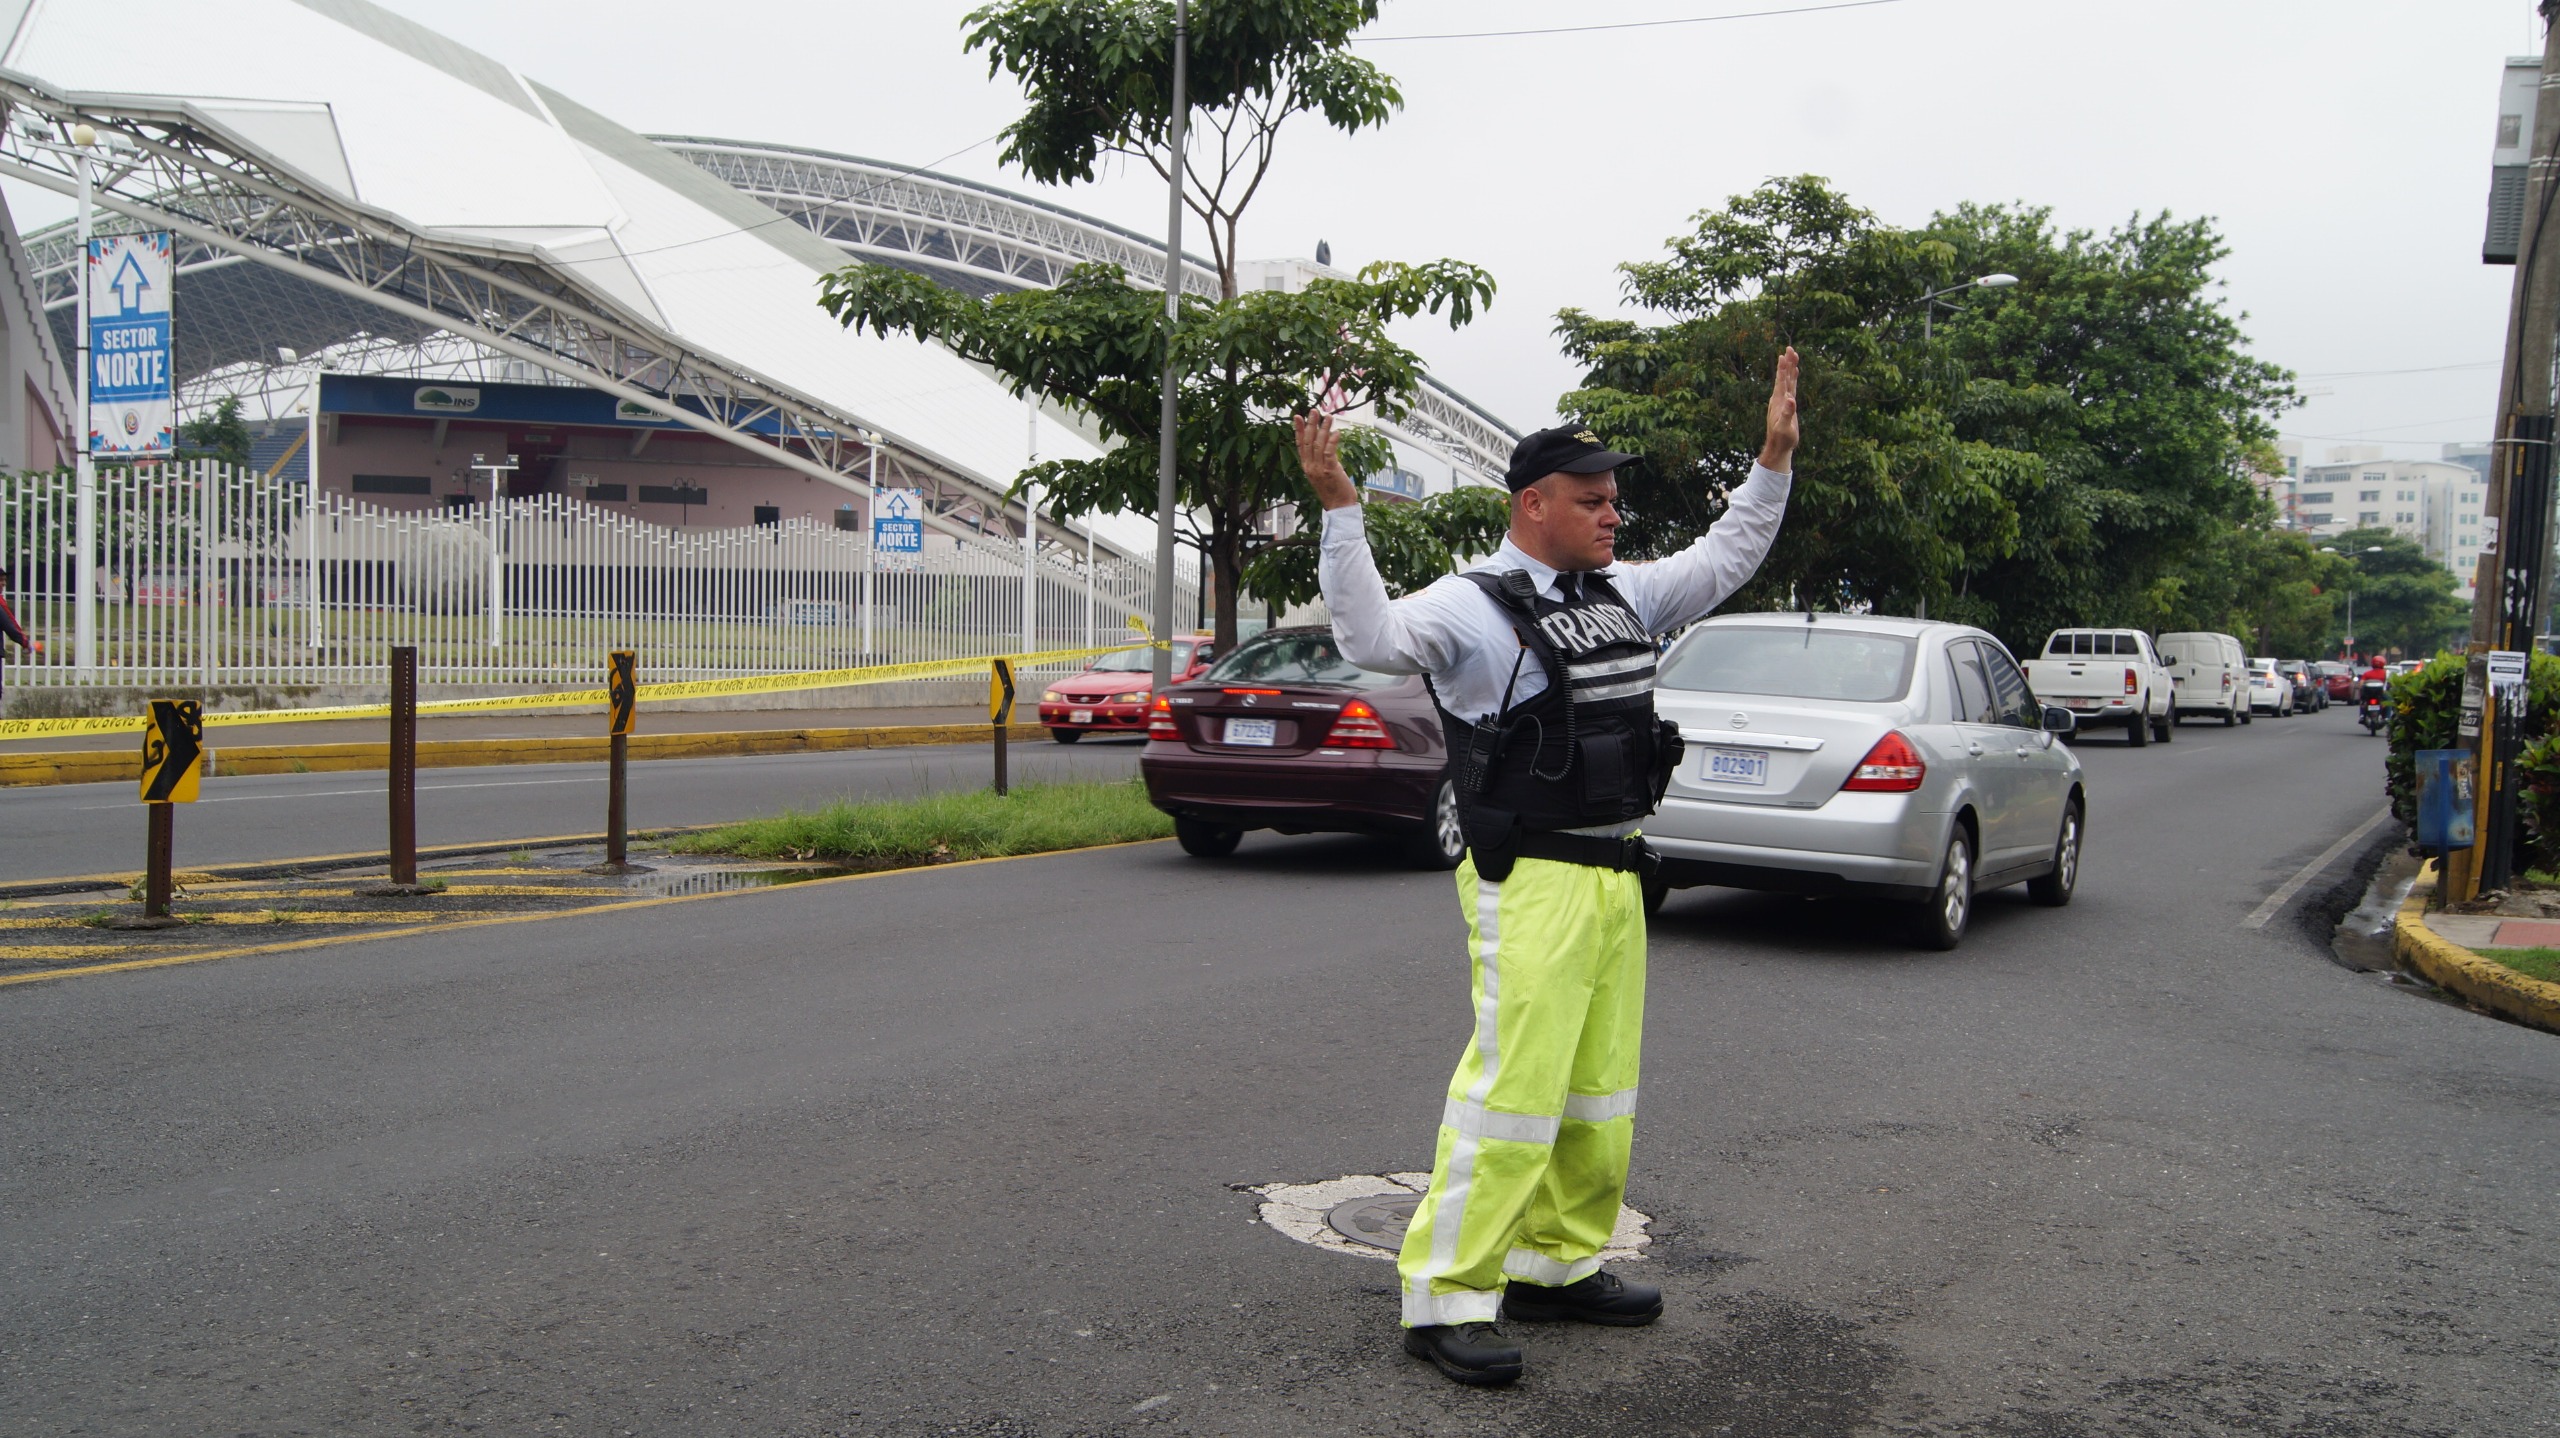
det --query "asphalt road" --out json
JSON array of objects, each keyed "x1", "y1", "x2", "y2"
[
  {"x1": 5, "y1": 705, "x2": 2555, "y2": 1436},
  {"x1": 4, "y1": 738, "x2": 1145, "y2": 883}
]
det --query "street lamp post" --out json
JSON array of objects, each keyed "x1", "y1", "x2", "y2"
[
  {"x1": 2319, "y1": 545, "x2": 2386, "y2": 659},
  {"x1": 1151, "y1": 0, "x2": 1188, "y2": 693},
  {"x1": 1908, "y1": 273, "x2": 2017, "y2": 618},
  {"x1": 67, "y1": 121, "x2": 98, "y2": 675}
]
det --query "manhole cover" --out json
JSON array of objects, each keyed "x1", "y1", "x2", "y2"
[
  {"x1": 1327, "y1": 1192, "x2": 1421, "y2": 1250},
  {"x1": 1253, "y1": 1173, "x2": 1652, "y2": 1265}
]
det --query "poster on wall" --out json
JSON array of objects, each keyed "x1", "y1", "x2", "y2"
[{"x1": 86, "y1": 231, "x2": 176, "y2": 457}]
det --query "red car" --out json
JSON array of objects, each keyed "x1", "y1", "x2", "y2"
[
  {"x1": 1140, "y1": 626, "x2": 1461, "y2": 868},
  {"x1": 1038, "y1": 637, "x2": 1212, "y2": 741},
  {"x1": 2318, "y1": 662, "x2": 2357, "y2": 702}
]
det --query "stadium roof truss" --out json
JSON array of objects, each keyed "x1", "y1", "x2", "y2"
[
  {"x1": 655, "y1": 137, "x2": 1521, "y2": 485},
  {"x1": 0, "y1": 73, "x2": 1073, "y2": 555}
]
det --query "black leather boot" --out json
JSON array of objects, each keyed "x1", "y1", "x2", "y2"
[
  {"x1": 1402, "y1": 1322, "x2": 1524, "y2": 1386},
  {"x1": 1502, "y1": 1270, "x2": 1662, "y2": 1326}
]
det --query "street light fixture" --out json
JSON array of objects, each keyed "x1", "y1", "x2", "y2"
[{"x1": 1918, "y1": 272, "x2": 2017, "y2": 341}]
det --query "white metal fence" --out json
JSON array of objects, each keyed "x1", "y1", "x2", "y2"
[{"x1": 0, "y1": 462, "x2": 1189, "y2": 695}]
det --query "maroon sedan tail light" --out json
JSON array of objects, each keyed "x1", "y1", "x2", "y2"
[
  {"x1": 1147, "y1": 695, "x2": 1178, "y2": 740},
  {"x1": 1321, "y1": 698, "x2": 1395, "y2": 749}
]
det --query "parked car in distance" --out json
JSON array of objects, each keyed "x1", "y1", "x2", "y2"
[
  {"x1": 2246, "y1": 657, "x2": 2294, "y2": 716},
  {"x1": 1645, "y1": 614, "x2": 2085, "y2": 950},
  {"x1": 2157, "y1": 630, "x2": 2251, "y2": 727},
  {"x1": 2022, "y1": 628, "x2": 2175, "y2": 745},
  {"x1": 2316, "y1": 661, "x2": 2357, "y2": 703},
  {"x1": 1140, "y1": 626, "x2": 1461, "y2": 868},
  {"x1": 1038, "y1": 636, "x2": 1213, "y2": 741},
  {"x1": 2277, "y1": 659, "x2": 2324, "y2": 712}
]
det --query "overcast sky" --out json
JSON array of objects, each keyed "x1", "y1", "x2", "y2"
[{"x1": 25, "y1": 0, "x2": 2538, "y2": 460}]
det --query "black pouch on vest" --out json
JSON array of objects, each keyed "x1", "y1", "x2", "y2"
[
  {"x1": 1462, "y1": 804, "x2": 1524, "y2": 882},
  {"x1": 1648, "y1": 718, "x2": 1685, "y2": 809}
]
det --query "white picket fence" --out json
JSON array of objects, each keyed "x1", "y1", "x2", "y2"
[{"x1": 0, "y1": 462, "x2": 1189, "y2": 693}]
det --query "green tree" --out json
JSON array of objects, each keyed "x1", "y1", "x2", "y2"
[
  {"x1": 1558, "y1": 177, "x2": 2031, "y2": 623},
  {"x1": 177, "y1": 396, "x2": 252, "y2": 470},
  {"x1": 1922, "y1": 203, "x2": 2294, "y2": 653},
  {"x1": 964, "y1": 0, "x2": 1398, "y2": 299},
  {"x1": 2320, "y1": 526, "x2": 2467, "y2": 657},
  {"x1": 819, "y1": 258, "x2": 1493, "y2": 648},
  {"x1": 1558, "y1": 179, "x2": 2296, "y2": 657}
]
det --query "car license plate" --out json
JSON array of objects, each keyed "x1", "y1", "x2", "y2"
[
  {"x1": 1070, "y1": 708, "x2": 1094, "y2": 724},
  {"x1": 1225, "y1": 717, "x2": 1278, "y2": 746},
  {"x1": 2069, "y1": 698, "x2": 2101, "y2": 709},
  {"x1": 1700, "y1": 747, "x2": 1769, "y2": 786}
]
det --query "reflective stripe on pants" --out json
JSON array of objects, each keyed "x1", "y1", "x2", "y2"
[{"x1": 1398, "y1": 851, "x2": 1646, "y2": 1327}]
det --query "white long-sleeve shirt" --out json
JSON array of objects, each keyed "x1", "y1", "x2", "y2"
[{"x1": 1319, "y1": 463, "x2": 1794, "y2": 722}]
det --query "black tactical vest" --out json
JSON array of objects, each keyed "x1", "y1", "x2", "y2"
[{"x1": 1436, "y1": 568, "x2": 1682, "y2": 840}]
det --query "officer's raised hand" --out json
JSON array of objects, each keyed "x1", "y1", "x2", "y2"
[
  {"x1": 1760, "y1": 346, "x2": 1799, "y2": 472},
  {"x1": 1294, "y1": 409, "x2": 1360, "y2": 511}
]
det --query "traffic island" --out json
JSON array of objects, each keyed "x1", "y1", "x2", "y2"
[
  {"x1": 2393, "y1": 870, "x2": 2560, "y2": 1035},
  {"x1": 0, "y1": 848, "x2": 835, "y2": 985}
]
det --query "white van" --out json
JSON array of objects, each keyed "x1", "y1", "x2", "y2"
[{"x1": 2155, "y1": 631, "x2": 2250, "y2": 726}]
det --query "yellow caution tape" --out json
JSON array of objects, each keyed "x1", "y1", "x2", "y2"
[{"x1": 0, "y1": 642, "x2": 1156, "y2": 741}]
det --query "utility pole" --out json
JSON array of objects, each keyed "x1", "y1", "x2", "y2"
[
  {"x1": 1151, "y1": 0, "x2": 1188, "y2": 693},
  {"x1": 2461, "y1": 0, "x2": 2560, "y2": 898}
]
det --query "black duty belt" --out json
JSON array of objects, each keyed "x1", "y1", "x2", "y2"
[{"x1": 1514, "y1": 830, "x2": 1656, "y2": 874}]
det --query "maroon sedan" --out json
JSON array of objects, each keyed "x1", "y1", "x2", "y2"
[
  {"x1": 1140, "y1": 626, "x2": 1461, "y2": 868},
  {"x1": 1037, "y1": 637, "x2": 1211, "y2": 741}
]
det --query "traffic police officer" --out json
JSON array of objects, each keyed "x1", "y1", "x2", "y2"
[{"x1": 1294, "y1": 349, "x2": 1798, "y2": 1386}]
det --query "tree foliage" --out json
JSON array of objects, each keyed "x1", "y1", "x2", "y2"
[
  {"x1": 2316, "y1": 526, "x2": 2468, "y2": 658},
  {"x1": 964, "y1": 0, "x2": 1398, "y2": 296},
  {"x1": 177, "y1": 396, "x2": 252, "y2": 470},
  {"x1": 1559, "y1": 177, "x2": 2302, "y2": 659},
  {"x1": 818, "y1": 256, "x2": 1494, "y2": 647}
]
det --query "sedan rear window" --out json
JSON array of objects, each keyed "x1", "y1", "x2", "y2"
[
  {"x1": 1659, "y1": 627, "x2": 1918, "y2": 702},
  {"x1": 1201, "y1": 632, "x2": 1398, "y2": 690}
]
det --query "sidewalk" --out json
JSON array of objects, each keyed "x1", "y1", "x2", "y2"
[{"x1": 2394, "y1": 877, "x2": 2560, "y2": 1035}]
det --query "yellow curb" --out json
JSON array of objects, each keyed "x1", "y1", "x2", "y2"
[
  {"x1": 2394, "y1": 876, "x2": 2560, "y2": 1036},
  {"x1": 0, "y1": 837, "x2": 1170, "y2": 988},
  {"x1": 0, "y1": 722, "x2": 1056, "y2": 787}
]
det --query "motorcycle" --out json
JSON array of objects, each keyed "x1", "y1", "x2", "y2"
[{"x1": 2358, "y1": 680, "x2": 2389, "y2": 736}]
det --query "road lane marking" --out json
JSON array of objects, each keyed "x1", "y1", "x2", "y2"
[
  {"x1": 0, "y1": 838, "x2": 1171, "y2": 988},
  {"x1": 2242, "y1": 807, "x2": 2393, "y2": 929}
]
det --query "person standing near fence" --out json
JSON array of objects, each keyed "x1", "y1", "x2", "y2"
[{"x1": 0, "y1": 566, "x2": 37, "y2": 707}]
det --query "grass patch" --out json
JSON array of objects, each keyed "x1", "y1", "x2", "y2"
[
  {"x1": 2481, "y1": 946, "x2": 2560, "y2": 984},
  {"x1": 668, "y1": 779, "x2": 1171, "y2": 867}
]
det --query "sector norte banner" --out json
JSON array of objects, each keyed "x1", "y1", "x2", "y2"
[{"x1": 86, "y1": 232, "x2": 175, "y2": 457}]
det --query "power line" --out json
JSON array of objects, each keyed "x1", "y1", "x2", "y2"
[
  {"x1": 2295, "y1": 361, "x2": 2496, "y2": 380},
  {"x1": 1355, "y1": 0, "x2": 1910, "y2": 44}
]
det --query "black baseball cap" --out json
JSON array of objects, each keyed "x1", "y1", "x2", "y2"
[{"x1": 1503, "y1": 424, "x2": 1640, "y2": 492}]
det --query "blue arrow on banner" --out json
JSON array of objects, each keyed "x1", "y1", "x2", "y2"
[{"x1": 107, "y1": 251, "x2": 150, "y2": 314}]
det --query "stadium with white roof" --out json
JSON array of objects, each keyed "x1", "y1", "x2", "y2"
[{"x1": 0, "y1": 0, "x2": 1517, "y2": 587}]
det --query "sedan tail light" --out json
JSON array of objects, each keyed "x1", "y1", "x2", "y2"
[
  {"x1": 2123, "y1": 667, "x2": 2139, "y2": 695},
  {"x1": 1321, "y1": 698, "x2": 1395, "y2": 749},
  {"x1": 1147, "y1": 696, "x2": 1178, "y2": 740},
  {"x1": 1842, "y1": 731, "x2": 1926, "y2": 792}
]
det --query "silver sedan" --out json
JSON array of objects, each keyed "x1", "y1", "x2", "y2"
[{"x1": 1643, "y1": 614, "x2": 2086, "y2": 949}]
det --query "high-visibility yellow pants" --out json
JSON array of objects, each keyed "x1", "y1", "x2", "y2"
[{"x1": 1397, "y1": 851, "x2": 1646, "y2": 1327}]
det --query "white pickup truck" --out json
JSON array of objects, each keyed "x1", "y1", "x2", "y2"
[{"x1": 2023, "y1": 628, "x2": 2176, "y2": 746}]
